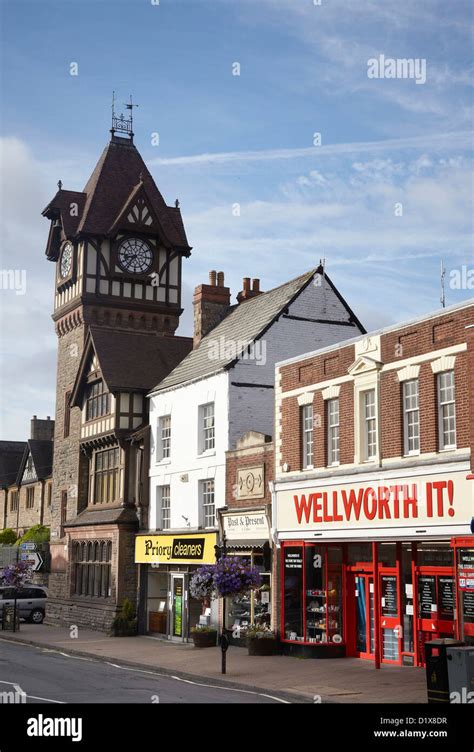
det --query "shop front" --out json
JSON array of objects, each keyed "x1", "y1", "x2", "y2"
[
  {"x1": 220, "y1": 508, "x2": 272, "y2": 644},
  {"x1": 274, "y1": 464, "x2": 473, "y2": 666},
  {"x1": 135, "y1": 531, "x2": 217, "y2": 641}
]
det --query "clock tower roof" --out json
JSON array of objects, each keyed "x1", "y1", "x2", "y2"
[{"x1": 42, "y1": 135, "x2": 191, "y2": 254}]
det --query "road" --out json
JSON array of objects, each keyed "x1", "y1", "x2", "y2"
[{"x1": 0, "y1": 639, "x2": 286, "y2": 704}]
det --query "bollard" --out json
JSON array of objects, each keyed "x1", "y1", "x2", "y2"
[{"x1": 221, "y1": 633, "x2": 229, "y2": 674}]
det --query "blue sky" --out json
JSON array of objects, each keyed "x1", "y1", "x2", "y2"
[{"x1": 0, "y1": 0, "x2": 473, "y2": 438}]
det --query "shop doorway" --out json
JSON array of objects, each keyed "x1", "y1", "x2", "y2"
[
  {"x1": 352, "y1": 573, "x2": 375, "y2": 659},
  {"x1": 170, "y1": 574, "x2": 186, "y2": 640},
  {"x1": 348, "y1": 566, "x2": 402, "y2": 663}
]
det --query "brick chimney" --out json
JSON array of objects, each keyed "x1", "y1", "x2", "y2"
[
  {"x1": 193, "y1": 270, "x2": 231, "y2": 348},
  {"x1": 237, "y1": 277, "x2": 263, "y2": 303},
  {"x1": 30, "y1": 415, "x2": 54, "y2": 442}
]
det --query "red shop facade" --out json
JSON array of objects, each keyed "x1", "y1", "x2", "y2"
[{"x1": 274, "y1": 466, "x2": 474, "y2": 667}]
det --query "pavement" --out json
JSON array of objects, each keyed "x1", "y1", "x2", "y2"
[{"x1": 0, "y1": 623, "x2": 428, "y2": 704}]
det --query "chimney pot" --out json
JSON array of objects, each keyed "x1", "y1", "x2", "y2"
[
  {"x1": 252, "y1": 278, "x2": 260, "y2": 293},
  {"x1": 217, "y1": 271, "x2": 224, "y2": 286},
  {"x1": 243, "y1": 277, "x2": 251, "y2": 293},
  {"x1": 209, "y1": 270, "x2": 217, "y2": 286}
]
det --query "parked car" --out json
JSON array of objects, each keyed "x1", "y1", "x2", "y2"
[{"x1": 0, "y1": 585, "x2": 47, "y2": 624}]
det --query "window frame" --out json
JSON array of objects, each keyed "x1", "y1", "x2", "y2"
[
  {"x1": 199, "y1": 402, "x2": 215, "y2": 454},
  {"x1": 85, "y1": 380, "x2": 110, "y2": 422},
  {"x1": 201, "y1": 479, "x2": 215, "y2": 529},
  {"x1": 26, "y1": 486, "x2": 35, "y2": 509},
  {"x1": 158, "y1": 415, "x2": 171, "y2": 461},
  {"x1": 301, "y1": 404, "x2": 314, "y2": 469},
  {"x1": 10, "y1": 490, "x2": 19, "y2": 512},
  {"x1": 403, "y1": 379, "x2": 420, "y2": 456},
  {"x1": 73, "y1": 539, "x2": 112, "y2": 598},
  {"x1": 437, "y1": 370, "x2": 456, "y2": 450},
  {"x1": 159, "y1": 484, "x2": 171, "y2": 530},
  {"x1": 363, "y1": 389, "x2": 377, "y2": 461},
  {"x1": 93, "y1": 447, "x2": 120, "y2": 505},
  {"x1": 327, "y1": 398, "x2": 340, "y2": 466}
]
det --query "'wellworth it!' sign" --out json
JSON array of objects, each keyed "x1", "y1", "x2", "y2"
[{"x1": 275, "y1": 467, "x2": 473, "y2": 541}]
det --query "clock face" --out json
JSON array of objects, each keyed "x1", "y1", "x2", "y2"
[
  {"x1": 60, "y1": 242, "x2": 73, "y2": 278},
  {"x1": 118, "y1": 238, "x2": 153, "y2": 274}
]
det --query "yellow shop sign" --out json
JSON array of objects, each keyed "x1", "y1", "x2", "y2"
[{"x1": 135, "y1": 532, "x2": 217, "y2": 565}]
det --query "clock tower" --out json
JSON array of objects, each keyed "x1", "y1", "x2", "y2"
[{"x1": 42, "y1": 106, "x2": 193, "y2": 629}]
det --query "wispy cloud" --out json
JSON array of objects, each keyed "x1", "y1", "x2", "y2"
[{"x1": 152, "y1": 131, "x2": 472, "y2": 167}]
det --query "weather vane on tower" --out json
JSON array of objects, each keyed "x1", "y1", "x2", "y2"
[{"x1": 110, "y1": 92, "x2": 139, "y2": 142}]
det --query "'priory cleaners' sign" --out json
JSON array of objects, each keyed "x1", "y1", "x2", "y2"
[{"x1": 276, "y1": 469, "x2": 473, "y2": 537}]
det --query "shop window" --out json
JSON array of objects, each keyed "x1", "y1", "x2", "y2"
[
  {"x1": 437, "y1": 371, "x2": 456, "y2": 450},
  {"x1": 282, "y1": 546, "x2": 304, "y2": 641},
  {"x1": 226, "y1": 552, "x2": 271, "y2": 636},
  {"x1": 403, "y1": 379, "x2": 419, "y2": 455},
  {"x1": 301, "y1": 405, "x2": 314, "y2": 469},
  {"x1": 327, "y1": 398, "x2": 340, "y2": 466},
  {"x1": 347, "y1": 542, "x2": 372, "y2": 565},
  {"x1": 456, "y1": 546, "x2": 474, "y2": 645},
  {"x1": 73, "y1": 539, "x2": 112, "y2": 598},
  {"x1": 282, "y1": 543, "x2": 344, "y2": 645},
  {"x1": 416, "y1": 542, "x2": 453, "y2": 567}
]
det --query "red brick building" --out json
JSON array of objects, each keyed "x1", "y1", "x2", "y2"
[
  {"x1": 273, "y1": 299, "x2": 474, "y2": 667},
  {"x1": 220, "y1": 431, "x2": 274, "y2": 640}
]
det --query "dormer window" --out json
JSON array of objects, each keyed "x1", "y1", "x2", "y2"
[{"x1": 86, "y1": 381, "x2": 110, "y2": 421}]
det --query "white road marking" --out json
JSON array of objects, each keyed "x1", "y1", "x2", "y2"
[
  {"x1": 104, "y1": 661, "x2": 291, "y2": 703},
  {"x1": 1, "y1": 639, "x2": 291, "y2": 704},
  {"x1": 0, "y1": 680, "x2": 65, "y2": 704}
]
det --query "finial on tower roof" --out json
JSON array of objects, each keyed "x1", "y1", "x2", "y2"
[
  {"x1": 110, "y1": 92, "x2": 138, "y2": 142},
  {"x1": 175, "y1": 198, "x2": 180, "y2": 208},
  {"x1": 57, "y1": 180, "x2": 63, "y2": 190}
]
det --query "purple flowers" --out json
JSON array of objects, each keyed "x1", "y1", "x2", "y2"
[
  {"x1": 0, "y1": 561, "x2": 33, "y2": 588},
  {"x1": 189, "y1": 564, "x2": 216, "y2": 601},
  {"x1": 190, "y1": 557, "x2": 261, "y2": 600}
]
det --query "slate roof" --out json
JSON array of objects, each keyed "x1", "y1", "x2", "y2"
[
  {"x1": 16, "y1": 440, "x2": 54, "y2": 486},
  {"x1": 0, "y1": 441, "x2": 27, "y2": 488},
  {"x1": 42, "y1": 136, "x2": 190, "y2": 251},
  {"x1": 150, "y1": 269, "x2": 317, "y2": 395},
  {"x1": 70, "y1": 328, "x2": 193, "y2": 407},
  {"x1": 64, "y1": 506, "x2": 139, "y2": 528}
]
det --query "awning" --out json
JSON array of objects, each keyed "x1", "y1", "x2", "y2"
[{"x1": 225, "y1": 539, "x2": 267, "y2": 550}]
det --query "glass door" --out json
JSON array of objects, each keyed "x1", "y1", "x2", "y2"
[
  {"x1": 354, "y1": 573, "x2": 375, "y2": 659},
  {"x1": 379, "y1": 569, "x2": 401, "y2": 663},
  {"x1": 170, "y1": 574, "x2": 186, "y2": 641}
]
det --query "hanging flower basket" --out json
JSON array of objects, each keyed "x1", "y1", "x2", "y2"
[
  {"x1": 213, "y1": 557, "x2": 262, "y2": 598},
  {"x1": 189, "y1": 564, "x2": 216, "y2": 605}
]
